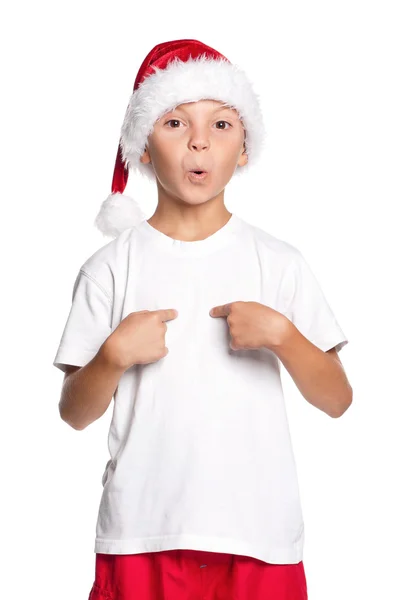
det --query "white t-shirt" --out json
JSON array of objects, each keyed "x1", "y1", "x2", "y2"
[{"x1": 53, "y1": 213, "x2": 348, "y2": 564}]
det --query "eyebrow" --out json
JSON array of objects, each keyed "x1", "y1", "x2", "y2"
[{"x1": 167, "y1": 105, "x2": 237, "y2": 116}]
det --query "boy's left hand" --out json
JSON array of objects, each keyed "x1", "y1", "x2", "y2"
[{"x1": 209, "y1": 301, "x2": 289, "y2": 351}]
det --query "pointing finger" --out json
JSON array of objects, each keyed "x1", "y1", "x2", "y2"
[{"x1": 209, "y1": 303, "x2": 232, "y2": 318}]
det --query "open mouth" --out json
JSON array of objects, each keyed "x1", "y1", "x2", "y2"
[{"x1": 188, "y1": 170, "x2": 209, "y2": 180}]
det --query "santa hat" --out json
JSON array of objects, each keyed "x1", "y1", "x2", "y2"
[{"x1": 94, "y1": 39, "x2": 266, "y2": 238}]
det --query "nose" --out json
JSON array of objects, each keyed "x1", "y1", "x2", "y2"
[
  {"x1": 188, "y1": 126, "x2": 209, "y2": 151},
  {"x1": 189, "y1": 140, "x2": 209, "y2": 151}
]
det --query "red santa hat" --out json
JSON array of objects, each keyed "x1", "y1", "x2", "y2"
[{"x1": 94, "y1": 39, "x2": 266, "y2": 238}]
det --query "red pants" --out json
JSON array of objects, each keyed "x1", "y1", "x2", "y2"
[{"x1": 88, "y1": 549, "x2": 308, "y2": 600}]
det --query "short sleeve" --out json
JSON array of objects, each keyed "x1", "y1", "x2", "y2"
[
  {"x1": 52, "y1": 269, "x2": 113, "y2": 373},
  {"x1": 281, "y1": 250, "x2": 349, "y2": 353}
]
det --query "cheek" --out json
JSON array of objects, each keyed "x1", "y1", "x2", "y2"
[
  {"x1": 151, "y1": 146, "x2": 181, "y2": 178},
  {"x1": 216, "y1": 153, "x2": 239, "y2": 180},
  {"x1": 154, "y1": 153, "x2": 185, "y2": 188},
  {"x1": 216, "y1": 135, "x2": 243, "y2": 161}
]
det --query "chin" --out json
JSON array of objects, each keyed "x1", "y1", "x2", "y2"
[
  {"x1": 168, "y1": 185, "x2": 213, "y2": 204},
  {"x1": 180, "y1": 195, "x2": 213, "y2": 207}
]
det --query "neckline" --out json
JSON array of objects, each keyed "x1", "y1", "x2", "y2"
[{"x1": 136, "y1": 213, "x2": 242, "y2": 256}]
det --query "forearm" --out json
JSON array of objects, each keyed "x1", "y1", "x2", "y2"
[
  {"x1": 59, "y1": 342, "x2": 126, "y2": 431},
  {"x1": 269, "y1": 319, "x2": 352, "y2": 418}
]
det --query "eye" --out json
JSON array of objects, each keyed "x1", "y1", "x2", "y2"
[
  {"x1": 215, "y1": 120, "x2": 232, "y2": 129},
  {"x1": 165, "y1": 119, "x2": 181, "y2": 128},
  {"x1": 164, "y1": 120, "x2": 232, "y2": 129}
]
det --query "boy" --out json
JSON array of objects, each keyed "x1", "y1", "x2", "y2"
[{"x1": 53, "y1": 39, "x2": 352, "y2": 600}]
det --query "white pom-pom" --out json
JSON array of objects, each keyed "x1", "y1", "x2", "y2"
[{"x1": 94, "y1": 192, "x2": 147, "y2": 238}]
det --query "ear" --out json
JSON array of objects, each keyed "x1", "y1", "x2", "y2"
[
  {"x1": 237, "y1": 146, "x2": 248, "y2": 167},
  {"x1": 140, "y1": 145, "x2": 151, "y2": 165}
]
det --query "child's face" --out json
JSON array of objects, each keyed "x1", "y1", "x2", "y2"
[{"x1": 140, "y1": 99, "x2": 247, "y2": 206}]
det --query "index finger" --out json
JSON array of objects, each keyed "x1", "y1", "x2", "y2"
[
  {"x1": 210, "y1": 303, "x2": 232, "y2": 317},
  {"x1": 155, "y1": 308, "x2": 179, "y2": 321}
]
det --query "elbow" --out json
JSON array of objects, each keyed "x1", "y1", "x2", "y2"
[
  {"x1": 69, "y1": 420, "x2": 87, "y2": 431},
  {"x1": 329, "y1": 386, "x2": 353, "y2": 418},
  {"x1": 59, "y1": 404, "x2": 86, "y2": 431}
]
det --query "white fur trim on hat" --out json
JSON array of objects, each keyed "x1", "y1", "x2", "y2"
[{"x1": 120, "y1": 54, "x2": 266, "y2": 182}]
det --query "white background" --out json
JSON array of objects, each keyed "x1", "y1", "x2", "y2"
[{"x1": 2, "y1": 1, "x2": 397, "y2": 598}]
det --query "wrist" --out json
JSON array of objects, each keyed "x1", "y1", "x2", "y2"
[
  {"x1": 267, "y1": 315, "x2": 296, "y2": 354},
  {"x1": 97, "y1": 339, "x2": 129, "y2": 375}
]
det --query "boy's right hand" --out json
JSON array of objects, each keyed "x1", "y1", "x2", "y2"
[{"x1": 102, "y1": 309, "x2": 179, "y2": 371}]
